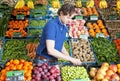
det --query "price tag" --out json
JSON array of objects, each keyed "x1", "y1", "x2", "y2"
[
  {"x1": 16, "y1": 14, "x2": 24, "y2": 20},
  {"x1": 70, "y1": 79, "x2": 89, "y2": 81},
  {"x1": 0, "y1": 12, "x2": 3, "y2": 18},
  {"x1": 90, "y1": 15, "x2": 98, "y2": 20},
  {"x1": 13, "y1": 32, "x2": 22, "y2": 37},
  {"x1": 75, "y1": 15, "x2": 83, "y2": 20},
  {"x1": 80, "y1": 34, "x2": 88, "y2": 39},
  {"x1": 96, "y1": 33, "x2": 105, "y2": 38},
  {"x1": 109, "y1": 15, "x2": 117, "y2": 20},
  {"x1": 6, "y1": 70, "x2": 24, "y2": 81}
]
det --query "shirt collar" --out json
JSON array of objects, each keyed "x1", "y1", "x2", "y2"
[{"x1": 55, "y1": 16, "x2": 66, "y2": 26}]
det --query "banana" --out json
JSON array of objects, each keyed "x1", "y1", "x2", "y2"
[
  {"x1": 27, "y1": 0, "x2": 34, "y2": 9},
  {"x1": 99, "y1": 0, "x2": 108, "y2": 9},
  {"x1": 86, "y1": 0, "x2": 94, "y2": 8},
  {"x1": 15, "y1": 0, "x2": 25, "y2": 9},
  {"x1": 76, "y1": 0, "x2": 82, "y2": 8},
  {"x1": 117, "y1": 0, "x2": 120, "y2": 9},
  {"x1": 52, "y1": 0, "x2": 60, "y2": 8}
]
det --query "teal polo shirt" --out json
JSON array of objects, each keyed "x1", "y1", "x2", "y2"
[{"x1": 36, "y1": 17, "x2": 68, "y2": 59}]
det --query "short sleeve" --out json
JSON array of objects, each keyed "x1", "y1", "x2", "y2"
[{"x1": 45, "y1": 21, "x2": 56, "y2": 40}]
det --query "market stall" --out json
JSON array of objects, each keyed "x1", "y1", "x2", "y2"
[{"x1": 0, "y1": 0, "x2": 120, "y2": 81}]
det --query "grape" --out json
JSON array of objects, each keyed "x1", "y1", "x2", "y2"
[{"x1": 61, "y1": 66, "x2": 90, "y2": 81}]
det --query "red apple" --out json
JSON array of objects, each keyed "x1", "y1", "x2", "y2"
[
  {"x1": 102, "y1": 62, "x2": 109, "y2": 67},
  {"x1": 106, "y1": 70, "x2": 115, "y2": 76},
  {"x1": 109, "y1": 64, "x2": 117, "y2": 72},
  {"x1": 101, "y1": 79, "x2": 109, "y2": 81},
  {"x1": 97, "y1": 68, "x2": 106, "y2": 76},
  {"x1": 104, "y1": 75, "x2": 111, "y2": 80},
  {"x1": 111, "y1": 73, "x2": 120, "y2": 81},
  {"x1": 101, "y1": 66, "x2": 109, "y2": 72}
]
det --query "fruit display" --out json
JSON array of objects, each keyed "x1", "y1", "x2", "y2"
[
  {"x1": 87, "y1": 20, "x2": 109, "y2": 37},
  {"x1": 51, "y1": 0, "x2": 61, "y2": 8},
  {"x1": 0, "y1": 59, "x2": 33, "y2": 81},
  {"x1": 28, "y1": 28, "x2": 43, "y2": 37},
  {"x1": 81, "y1": 7, "x2": 99, "y2": 16},
  {"x1": 86, "y1": 0, "x2": 94, "y2": 8},
  {"x1": 68, "y1": 20, "x2": 89, "y2": 38},
  {"x1": 8, "y1": 19, "x2": 29, "y2": 29},
  {"x1": 99, "y1": 0, "x2": 108, "y2": 9},
  {"x1": 12, "y1": 6, "x2": 30, "y2": 16},
  {"x1": 29, "y1": 20, "x2": 46, "y2": 27},
  {"x1": 91, "y1": 37, "x2": 120, "y2": 64},
  {"x1": 2, "y1": 39, "x2": 30, "y2": 62},
  {"x1": 89, "y1": 62, "x2": 120, "y2": 81},
  {"x1": 5, "y1": 28, "x2": 27, "y2": 38},
  {"x1": 75, "y1": 0, "x2": 82, "y2": 8},
  {"x1": 34, "y1": 0, "x2": 48, "y2": 5},
  {"x1": 31, "y1": 63, "x2": 61, "y2": 81},
  {"x1": 71, "y1": 39, "x2": 95, "y2": 62},
  {"x1": 27, "y1": 0, "x2": 34, "y2": 9},
  {"x1": 15, "y1": 0, "x2": 25, "y2": 9},
  {"x1": 61, "y1": 66, "x2": 90, "y2": 81}
]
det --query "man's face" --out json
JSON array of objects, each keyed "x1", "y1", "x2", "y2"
[{"x1": 60, "y1": 12, "x2": 75, "y2": 24}]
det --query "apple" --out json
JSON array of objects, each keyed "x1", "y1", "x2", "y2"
[
  {"x1": 106, "y1": 69, "x2": 115, "y2": 76},
  {"x1": 111, "y1": 73, "x2": 120, "y2": 81},
  {"x1": 96, "y1": 73, "x2": 104, "y2": 80},
  {"x1": 102, "y1": 62, "x2": 109, "y2": 67},
  {"x1": 101, "y1": 66, "x2": 109, "y2": 71},
  {"x1": 104, "y1": 75, "x2": 111, "y2": 80},
  {"x1": 89, "y1": 70, "x2": 96, "y2": 77},
  {"x1": 97, "y1": 68, "x2": 106, "y2": 76},
  {"x1": 101, "y1": 79, "x2": 109, "y2": 81},
  {"x1": 90, "y1": 67, "x2": 97, "y2": 71},
  {"x1": 109, "y1": 64, "x2": 117, "y2": 72}
]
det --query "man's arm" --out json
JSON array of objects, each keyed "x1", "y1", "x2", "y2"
[
  {"x1": 46, "y1": 40, "x2": 81, "y2": 65},
  {"x1": 61, "y1": 45, "x2": 69, "y2": 56}
]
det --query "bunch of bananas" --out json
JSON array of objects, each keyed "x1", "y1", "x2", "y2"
[
  {"x1": 52, "y1": 0, "x2": 60, "y2": 8},
  {"x1": 99, "y1": 0, "x2": 108, "y2": 9},
  {"x1": 86, "y1": 0, "x2": 94, "y2": 8},
  {"x1": 27, "y1": 0, "x2": 34, "y2": 9},
  {"x1": 76, "y1": 0, "x2": 82, "y2": 8},
  {"x1": 15, "y1": 0, "x2": 25, "y2": 9},
  {"x1": 117, "y1": 0, "x2": 120, "y2": 9}
]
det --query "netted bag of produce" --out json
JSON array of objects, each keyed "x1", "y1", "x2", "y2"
[
  {"x1": 63, "y1": 0, "x2": 75, "y2": 5},
  {"x1": 34, "y1": 0, "x2": 48, "y2": 5},
  {"x1": 0, "y1": 0, "x2": 17, "y2": 7}
]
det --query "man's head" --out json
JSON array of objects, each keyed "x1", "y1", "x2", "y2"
[{"x1": 58, "y1": 3, "x2": 76, "y2": 24}]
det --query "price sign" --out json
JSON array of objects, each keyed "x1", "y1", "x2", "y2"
[
  {"x1": 109, "y1": 15, "x2": 117, "y2": 20},
  {"x1": 90, "y1": 15, "x2": 98, "y2": 20},
  {"x1": 80, "y1": 34, "x2": 89, "y2": 39},
  {"x1": 13, "y1": 32, "x2": 22, "y2": 37},
  {"x1": 70, "y1": 79, "x2": 89, "y2": 81},
  {"x1": 6, "y1": 70, "x2": 24, "y2": 81},
  {"x1": 96, "y1": 33, "x2": 105, "y2": 38},
  {"x1": 0, "y1": 12, "x2": 3, "y2": 18},
  {"x1": 75, "y1": 15, "x2": 83, "y2": 20},
  {"x1": 16, "y1": 14, "x2": 24, "y2": 20}
]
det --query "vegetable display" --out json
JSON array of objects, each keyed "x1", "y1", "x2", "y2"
[
  {"x1": 29, "y1": 20, "x2": 46, "y2": 27},
  {"x1": 31, "y1": 5, "x2": 47, "y2": 11},
  {"x1": 91, "y1": 37, "x2": 120, "y2": 64},
  {"x1": 61, "y1": 66, "x2": 90, "y2": 81},
  {"x1": 2, "y1": 39, "x2": 30, "y2": 62},
  {"x1": 71, "y1": 39, "x2": 95, "y2": 62},
  {"x1": 28, "y1": 28, "x2": 43, "y2": 37}
]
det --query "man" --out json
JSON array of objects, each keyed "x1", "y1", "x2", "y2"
[{"x1": 35, "y1": 3, "x2": 81, "y2": 65}]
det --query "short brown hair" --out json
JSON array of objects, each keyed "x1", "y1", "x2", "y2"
[{"x1": 57, "y1": 3, "x2": 75, "y2": 16}]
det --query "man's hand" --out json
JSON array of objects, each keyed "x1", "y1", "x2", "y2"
[{"x1": 70, "y1": 58, "x2": 82, "y2": 65}]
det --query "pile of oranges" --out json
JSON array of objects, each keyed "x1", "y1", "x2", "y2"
[
  {"x1": 0, "y1": 59, "x2": 33, "y2": 81},
  {"x1": 87, "y1": 20, "x2": 109, "y2": 37}
]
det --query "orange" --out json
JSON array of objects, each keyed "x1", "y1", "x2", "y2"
[
  {"x1": 117, "y1": 64, "x2": 120, "y2": 69},
  {"x1": 99, "y1": 25, "x2": 105, "y2": 29},
  {"x1": 93, "y1": 23, "x2": 97, "y2": 27},
  {"x1": 6, "y1": 62, "x2": 10, "y2": 66},
  {"x1": 10, "y1": 59, "x2": 14, "y2": 64},
  {"x1": 90, "y1": 32, "x2": 96, "y2": 37},
  {"x1": 13, "y1": 59, "x2": 19, "y2": 65},
  {"x1": 118, "y1": 68, "x2": 120, "y2": 74},
  {"x1": 97, "y1": 20, "x2": 103, "y2": 24},
  {"x1": 94, "y1": 25, "x2": 99, "y2": 29},
  {"x1": 104, "y1": 32, "x2": 109, "y2": 36},
  {"x1": 24, "y1": 62, "x2": 29, "y2": 66},
  {"x1": 5, "y1": 67, "x2": 10, "y2": 71},
  {"x1": 89, "y1": 29, "x2": 94, "y2": 33},
  {"x1": 95, "y1": 29, "x2": 101, "y2": 33},
  {"x1": 20, "y1": 59, "x2": 25, "y2": 64},
  {"x1": 102, "y1": 29, "x2": 107, "y2": 33},
  {"x1": 16, "y1": 64, "x2": 22, "y2": 70},
  {"x1": 27, "y1": 76, "x2": 32, "y2": 80},
  {"x1": 28, "y1": 66, "x2": 33, "y2": 70}
]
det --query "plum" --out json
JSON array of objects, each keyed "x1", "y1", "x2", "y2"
[
  {"x1": 50, "y1": 79, "x2": 56, "y2": 81},
  {"x1": 37, "y1": 63, "x2": 42, "y2": 67},
  {"x1": 41, "y1": 71, "x2": 45, "y2": 75},
  {"x1": 31, "y1": 79, "x2": 36, "y2": 81},
  {"x1": 44, "y1": 69, "x2": 48, "y2": 73},
  {"x1": 49, "y1": 76, "x2": 54, "y2": 80},
  {"x1": 38, "y1": 68, "x2": 42, "y2": 72},
  {"x1": 42, "y1": 65, "x2": 46, "y2": 69},
  {"x1": 43, "y1": 62, "x2": 48, "y2": 66},
  {"x1": 32, "y1": 74, "x2": 36, "y2": 78},
  {"x1": 46, "y1": 72, "x2": 50, "y2": 76},
  {"x1": 56, "y1": 76, "x2": 62, "y2": 81}
]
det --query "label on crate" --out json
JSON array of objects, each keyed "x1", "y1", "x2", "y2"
[
  {"x1": 96, "y1": 33, "x2": 105, "y2": 38},
  {"x1": 16, "y1": 14, "x2": 24, "y2": 20},
  {"x1": 75, "y1": 15, "x2": 83, "y2": 20},
  {"x1": 80, "y1": 34, "x2": 88, "y2": 39},
  {"x1": 90, "y1": 15, "x2": 98, "y2": 20},
  {"x1": 13, "y1": 32, "x2": 22, "y2": 37},
  {"x1": 0, "y1": 12, "x2": 3, "y2": 18},
  {"x1": 6, "y1": 70, "x2": 24, "y2": 81}
]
